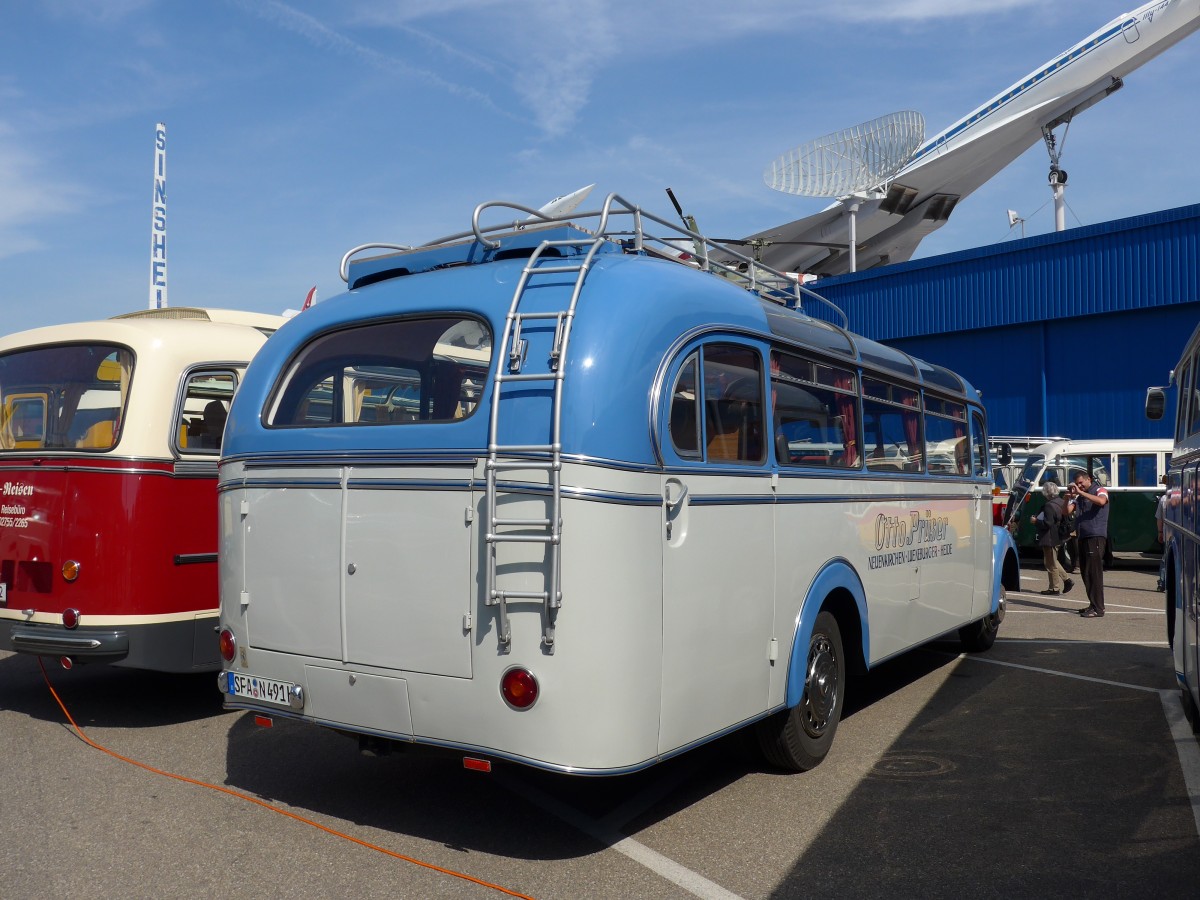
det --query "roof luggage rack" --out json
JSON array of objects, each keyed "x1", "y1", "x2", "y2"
[{"x1": 340, "y1": 192, "x2": 848, "y2": 329}]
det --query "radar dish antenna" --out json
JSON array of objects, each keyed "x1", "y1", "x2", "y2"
[
  {"x1": 764, "y1": 110, "x2": 925, "y2": 198},
  {"x1": 764, "y1": 110, "x2": 925, "y2": 274}
]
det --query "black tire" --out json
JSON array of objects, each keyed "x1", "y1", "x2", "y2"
[
  {"x1": 959, "y1": 585, "x2": 1004, "y2": 653},
  {"x1": 755, "y1": 610, "x2": 845, "y2": 772},
  {"x1": 1166, "y1": 590, "x2": 1175, "y2": 649},
  {"x1": 1182, "y1": 687, "x2": 1200, "y2": 736}
]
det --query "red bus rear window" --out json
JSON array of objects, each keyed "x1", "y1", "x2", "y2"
[{"x1": 0, "y1": 344, "x2": 133, "y2": 452}]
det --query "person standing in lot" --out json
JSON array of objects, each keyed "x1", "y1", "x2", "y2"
[
  {"x1": 1066, "y1": 472, "x2": 1110, "y2": 618},
  {"x1": 1156, "y1": 474, "x2": 1170, "y2": 591},
  {"x1": 1031, "y1": 481, "x2": 1074, "y2": 596}
]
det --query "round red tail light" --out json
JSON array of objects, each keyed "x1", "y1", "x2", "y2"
[
  {"x1": 500, "y1": 667, "x2": 539, "y2": 710},
  {"x1": 219, "y1": 628, "x2": 237, "y2": 662},
  {"x1": 61, "y1": 608, "x2": 80, "y2": 629}
]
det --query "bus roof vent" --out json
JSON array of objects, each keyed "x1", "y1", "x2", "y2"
[
  {"x1": 111, "y1": 308, "x2": 285, "y2": 331},
  {"x1": 112, "y1": 307, "x2": 211, "y2": 321}
]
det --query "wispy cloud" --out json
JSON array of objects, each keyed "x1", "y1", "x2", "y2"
[
  {"x1": 231, "y1": 0, "x2": 514, "y2": 118},
  {"x1": 42, "y1": 0, "x2": 156, "y2": 24},
  {"x1": 828, "y1": 0, "x2": 1042, "y2": 23},
  {"x1": 0, "y1": 123, "x2": 88, "y2": 259},
  {"x1": 342, "y1": 0, "x2": 1051, "y2": 139},
  {"x1": 348, "y1": 0, "x2": 619, "y2": 137}
]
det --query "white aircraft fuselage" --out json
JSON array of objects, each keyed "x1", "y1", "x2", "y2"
[{"x1": 745, "y1": 0, "x2": 1200, "y2": 277}]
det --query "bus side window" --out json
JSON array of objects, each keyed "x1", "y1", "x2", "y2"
[
  {"x1": 970, "y1": 411, "x2": 989, "y2": 479},
  {"x1": 924, "y1": 396, "x2": 967, "y2": 475},
  {"x1": 770, "y1": 350, "x2": 859, "y2": 468},
  {"x1": 1086, "y1": 454, "x2": 1110, "y2": 486},
  {"x1": 668, "y1": 354, "x2": 700, "y2": 459},
  {"x1": 1187, "y1": 354, "x2": 1200, "y2": 437},
  {"x1": 177, "y1": 370, "x2": 237, "y2": 454},
  {"x1": 702, "y1": 344, "x2": 764, "y2": 464},
  {"x1": 1117, "y1": 453, "x2": 1157, "y2": 487},
  {"x1": 862, "y1": 378, "x2": 922, "y2": 472}
]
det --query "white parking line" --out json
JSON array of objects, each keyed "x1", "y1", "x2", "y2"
[
  {"x1": 495, "y1": 772, "x2": 745, "y2": 900},
  {"x1": 998, "y1": 639, "x2": 1169, "y2": 646},
  {"x1": 962, "y1": 654, "x2": 1162, "y2": 693},
  {"x1": 959, "y1": 653, "x2": 1200, "y2": 838},
  {"x1": 1007, "y1": 591, "x2": 1163, "y2": 613},
  {"x1": 1159, "y1": 690, "x2": 1200, "y2": 838},
  {"x1": 1005, "y1": 610, "x2": 1164, "y2": 615}
]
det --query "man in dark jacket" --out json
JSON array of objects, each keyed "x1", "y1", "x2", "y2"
[
  {"x1": 1031, "y1": 481, "x2": 1074, "y2": 596},
  {"x1": 1066, "y1": 473, "x2": 1110, "y2": 618}
]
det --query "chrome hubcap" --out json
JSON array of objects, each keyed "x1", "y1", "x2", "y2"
[{"x1": 803, "y1": 634, "x2": 839, "y2": 737}]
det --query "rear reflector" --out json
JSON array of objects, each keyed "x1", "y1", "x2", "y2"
[
  {"x1": 254, "y1": 715, "x2": 273, "y2": 728},
  {"x1": 463, "y1": 757, "x2": 492, "y2": 773}
]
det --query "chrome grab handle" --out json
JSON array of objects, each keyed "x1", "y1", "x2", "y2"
[{"x1": 664, "y1": 481, "x2": 689, "y2": 539}]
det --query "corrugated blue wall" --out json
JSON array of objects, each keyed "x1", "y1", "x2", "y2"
[{"x1": 809, "y1": 203, "x2": 1200, "y2": 439}]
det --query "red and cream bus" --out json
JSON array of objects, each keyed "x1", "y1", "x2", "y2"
[{"x1": 0, "y1": 307, "x2": 283, "y2": 672}]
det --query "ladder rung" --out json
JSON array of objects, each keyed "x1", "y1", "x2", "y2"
[
  {"x1": 486, "y1": 534, "x2": 558, "y2": 545},
  {"x1": 492, "y1": 591, "x2": 550, "y2": 601},
  {"x1": 525, "y1": 264, "x2": 584, "y2": 275},
  {"x1": 490, "y1": 445, "x2": 557, "y2": 455},
  {"x1": 498, "y1": 372, "x2": 559, "y2": 383},
  {"x1": 492, "y1": 517, "x2": 552, "y2": 527},
  {"x1": 510, "y1": 311, "x2": 566, "y2": 321},
  {"x1": 540, "y1": 238, "x2": 598, "y2": 248}
]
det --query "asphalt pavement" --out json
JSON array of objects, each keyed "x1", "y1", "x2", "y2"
[{"x1": 2, "y1": 555, "x2": 1197, "y2": 899}]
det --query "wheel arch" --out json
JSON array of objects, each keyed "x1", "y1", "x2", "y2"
[
  {"x1": 785, "y1": 558, "x2": 868, "y2": 709},
  {"x1": 992, "y1": 525, "x2": 1021, "y2": 613}
]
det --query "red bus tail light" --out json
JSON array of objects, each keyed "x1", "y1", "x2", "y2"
[
  {"x1": 500, "y1": 667, "x2": 539, "y2": 710},
  {"x1": 219, "y1": 628, "x2": 237, "y2": 662}
]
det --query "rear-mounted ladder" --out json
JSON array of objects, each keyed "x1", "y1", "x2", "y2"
[{"x1": 484, "y1": 235, "x2": 607, "y2": 652}]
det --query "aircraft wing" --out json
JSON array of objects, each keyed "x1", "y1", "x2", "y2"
[{"x1": 733, "y1": 0, "x2": 1200, "y2": 278}]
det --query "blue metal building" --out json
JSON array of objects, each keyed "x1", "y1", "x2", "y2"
[{"x1": 810, "y1": 202, "x2": 1200, "y2": 440}]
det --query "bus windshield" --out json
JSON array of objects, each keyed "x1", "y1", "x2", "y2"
[
  {"x1": 0, "y1": 343, "x2": 133, "y2": 451},
  {"x1": 1014, "y1": 454, "x2": 1045, "y2": 491}
]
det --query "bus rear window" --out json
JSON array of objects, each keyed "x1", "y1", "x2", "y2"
[
  {"x1": 267, "y1": 317, "x2": 492, "y2": 427},
  {"x1": 0, "y1": 344, "x2": 132, "y2": 451}
]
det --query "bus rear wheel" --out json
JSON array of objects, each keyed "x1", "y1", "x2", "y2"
[{"x1": 755, "y1": 610, "x2": 845, "y2": 772}]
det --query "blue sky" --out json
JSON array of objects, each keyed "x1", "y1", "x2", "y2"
[{"x1": 2, "y1": 0, "x2": 1198, "y2": 333}]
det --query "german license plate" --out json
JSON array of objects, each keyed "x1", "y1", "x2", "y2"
[{"x1": 227, "y1": 671, "x2": 294, "y2": 707}]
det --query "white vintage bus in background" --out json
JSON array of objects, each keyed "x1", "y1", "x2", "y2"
[
  {"x1": 1147, "y1": 330, "x2": 1200, "y2": 733},
  {"x1": 0, "y1": 308, "x2": 283, "y2": 671},
  {"x1": 216, "y1": 195, "x2": 1019, "y2": 774},
  {"x1": 1003, "y1": 438, "x2": 1171, "y2": 554}
]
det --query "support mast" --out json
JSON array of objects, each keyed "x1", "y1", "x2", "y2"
[{"x1": 149, "y1": 123, "x2": 168, "y2": 309}]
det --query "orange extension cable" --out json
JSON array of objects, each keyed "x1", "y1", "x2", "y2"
[{"x1": 37, "y1": 659, "x2": 536, "y2": 900}]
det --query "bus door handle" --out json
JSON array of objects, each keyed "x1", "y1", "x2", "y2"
[{"x1": 664, "y1": 480, "x2": 689, "y2": 540}]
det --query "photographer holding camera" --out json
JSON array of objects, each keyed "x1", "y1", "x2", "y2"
[{"x1": 1066, "y1": 472, "x2": 1110, "y2": 618}]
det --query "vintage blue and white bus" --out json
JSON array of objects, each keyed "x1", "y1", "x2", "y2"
[
  {"x1": 1147, "y1": 330, "x2": 1200, "y2": 733},
  {"x1": 215, "y1": 195, "x2": 1019, "y2": 774}
]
